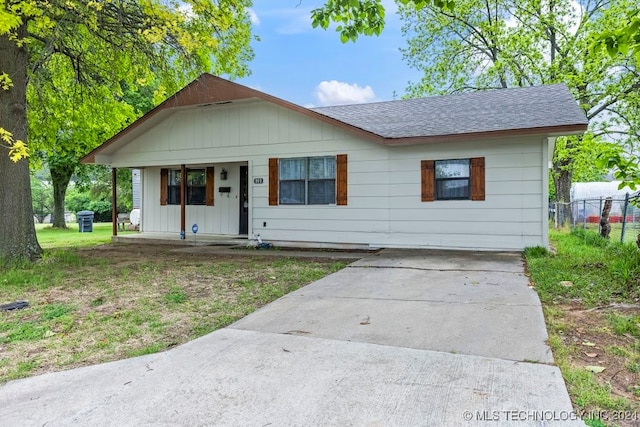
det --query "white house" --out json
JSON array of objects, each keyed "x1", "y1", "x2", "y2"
[{"x1": 82, "y1": 74, "x2": 588, "y2": 251}]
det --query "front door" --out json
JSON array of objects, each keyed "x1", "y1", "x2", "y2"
[{"x1": 239, "y1": 165, "x2": 249, "y2": 235}]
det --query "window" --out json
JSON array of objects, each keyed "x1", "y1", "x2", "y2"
[
  {"x1": 421, "y1": 157, "x2": 485, "y2": 202},
  {"x1": 435, "y1": 159, "x2": 470, "y2": 200},
  {"x1": 163, "y1": 168, "x2": 208, "y2": 205},
  {"x1": 279, "y1": 156, "x2": 336, "y2": 205},
  {"x1": 167, "y1": 170, "x2": 181, "y2": 205}
]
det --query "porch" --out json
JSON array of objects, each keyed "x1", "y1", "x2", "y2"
[{"x1": 112, "y1": 233, "x2": 250, "y2": 246}]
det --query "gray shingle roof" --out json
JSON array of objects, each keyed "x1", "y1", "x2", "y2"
[{"x1": 311, "y1": 84, "x2": 588, "y2": 139}]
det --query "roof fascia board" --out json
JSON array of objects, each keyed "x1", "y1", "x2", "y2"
[{"x1": 382, "y1": 124, "x2": 588, "y2": 146}]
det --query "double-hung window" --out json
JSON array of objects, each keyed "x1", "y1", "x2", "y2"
[
  {"x1": 279, "y1": 156, "x2": 336, "y2": 205},
  {"x1": 435, "y1": 159, "x2": 470, "y2": 200}
]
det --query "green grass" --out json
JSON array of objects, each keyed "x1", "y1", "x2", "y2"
[
  {"x1": 35, "y1": 222, "x2": 136, "y2": 249},
  {"x1": 575, "y1": 222, "x2": 640, "y2": 245},
  {"x1": 164, "y1": 286, "x2": 188, "y2": 304},
  {"x1": 526, "y1": 228, "x2": 640, "y2": 306},
  {"x1": 607, "y1": 312, "x2": 640, "y2": 338},
  {"x1": 526, "y1": 229, "x2": 640, "y2": 423},
  {"x1": 0, "y1": 241, "x2": 348, "y2": 383}
]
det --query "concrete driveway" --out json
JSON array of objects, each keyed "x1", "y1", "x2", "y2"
[{"x1": 0, "y1": 249, "x2": 583, "y2": 426}]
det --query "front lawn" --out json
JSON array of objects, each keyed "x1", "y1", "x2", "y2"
[
  {"x1": 35, "y1": 222, "x2": 137, "y2": 249},
  {"x1": 0, "y1": 235, "x2": 347, "y2": 383}
]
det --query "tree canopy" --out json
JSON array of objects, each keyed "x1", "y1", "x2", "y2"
[
  {"x1": 0, "y1": 0, "x2": 254, "y2": 261},
  {"x1": 313, "y1": 0, "x2": 640, "y2": 223}
]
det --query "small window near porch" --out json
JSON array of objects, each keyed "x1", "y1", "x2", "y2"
[{"x1": 167, "y1": 169, "x2": 207, "y2": 205}]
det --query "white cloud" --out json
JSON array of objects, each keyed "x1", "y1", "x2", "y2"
[
  {"x1": 179, "y1": 4, "x2": 194, "y2": 18},
  {"x1": 314, "y1": 80, "x2": 376, "y2": 106},
  {"x1": 247, "y1": 8, "x2": 260, "y2": 26}
]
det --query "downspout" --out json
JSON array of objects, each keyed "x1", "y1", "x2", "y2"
[
  {"x1": 180, "y1": 164, "x2": 186, "y2": 239},
  {"x1": 112, "y1": 167, "x2": 118, "y2": 237}
]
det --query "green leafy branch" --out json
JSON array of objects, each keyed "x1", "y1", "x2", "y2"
[
  {"x1": 592, "y1": 9, "x2": 640, "y2": 63},
  {"x1": 597, "y1": 151, "x2": 640, "y2": 192},
  {"x1": 311, "y1": 0, "x2": 454, "y2": 43}
]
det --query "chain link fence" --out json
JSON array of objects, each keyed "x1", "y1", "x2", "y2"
[{"x1": 551, "y1": 192, "x2": 640, "y2": 245}]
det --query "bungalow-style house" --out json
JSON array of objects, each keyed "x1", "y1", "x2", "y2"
[{"x1": 81, "y1": 74, "x2": 588, "y2": 250}]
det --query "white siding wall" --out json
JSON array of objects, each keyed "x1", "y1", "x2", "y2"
[
  {"x1": 383, "y1": 139, "x2": 546, "y2": 250},
  {"x1": 141, "y1": 163, "x2": 241, "y2": 235},
  {"x1": 112, "y1": 100, "x2": 548, "y2": 250}
]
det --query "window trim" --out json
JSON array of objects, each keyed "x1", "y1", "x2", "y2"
[
  {"x1": 421, "y1": 157, "x2": 485, "y2": 202},
  {"x1": 269, "y1": 155, "x2": 348, "y2": 207},
  {"x1": 160, "y1": 167, "x2": 214, "y2": 206}
]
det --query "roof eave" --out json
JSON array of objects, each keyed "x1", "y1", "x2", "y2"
[{"x1": 381, "y1": 123, "x2": 588, "y2": 145}]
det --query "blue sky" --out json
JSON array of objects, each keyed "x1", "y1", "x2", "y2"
[{"x1": 237, "y1": 1, "x2": 422, "y2": 107}]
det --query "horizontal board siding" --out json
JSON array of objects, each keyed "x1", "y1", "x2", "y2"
[
  {"x1": 390, "y1": 208, "x2": 541, "y2": 223},
  {"x1": 390, "y1": 220, "x2": 540, "y2": 236},
  {"x1": 378, "y1": 233, "x2": 542, "y2": 251},
  {"x1": 384, "y1": 194, "x2": 542, "y2": 209},
  {"x1": 253, "y1": 207, "x2": 389, "y2": 222},
  {"x1": 128, "y1": 102, "x2": 547, "y2": 250}
]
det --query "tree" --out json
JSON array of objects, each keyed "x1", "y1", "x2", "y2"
[
  {"x1": 0, "y1": 0, "x2": 253, "y2": 261},
  {"x1": 30, "y1": 172, "x2": 52, "y2": 224},
  {"x1": 396, "y1": 0, "x2": 639, "y2": 225},
  {"x1": 314, "y1": 0, "x2": 639, "y2": 225},
  {"x1": 593, "y1": 9, "x2": 640, "y2": 63},
  {"x1": 312, "y1": 0, "x2": 453, "y2": 42},
  {"x1": 593, "y1": 9, "x2": 640, "y2": 195},
  {"x1": 28, "y1": 55, "x2": 138, "y2": 229},
  {"x1": 69, "y1": 166, "x2": 135, "y2": 222}
]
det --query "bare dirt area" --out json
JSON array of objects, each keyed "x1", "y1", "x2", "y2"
[
  {"x1": 0, "y1": 243, "x2": 349, "y2": 383},
  {"x1": 552, "y1": 303, "x2": 640, "y2": 425}
]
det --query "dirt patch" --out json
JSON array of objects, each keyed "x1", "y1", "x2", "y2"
[{"x1": 552, "y1": 303, "x2": 640, "y2": 422}]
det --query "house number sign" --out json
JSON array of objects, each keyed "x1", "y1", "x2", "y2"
[{"x1": 253, "y1": 178, "x2": 264, "y2": 184}]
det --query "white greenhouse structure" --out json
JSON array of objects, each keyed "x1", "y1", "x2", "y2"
[{"x1": 570, "y1": 181, "x2": 640, "y2": 223}]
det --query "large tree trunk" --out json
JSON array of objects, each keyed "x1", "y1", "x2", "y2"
[
  {"x1": 553, "y1": 158, "x2": 573, "y2": 227},
  {"x1": 0, "y1": 26, "x2": 42, "y2": 261},
  {"x1": 50, "y1": 163, "x2": 75, "y2": 229},
  {"x1": 552, "y1": 135, "x2": 582, "y2": 228}
]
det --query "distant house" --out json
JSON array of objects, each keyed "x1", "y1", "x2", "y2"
[{"x1": 81, "y1": 74, "x2": 587, "y2": 250}]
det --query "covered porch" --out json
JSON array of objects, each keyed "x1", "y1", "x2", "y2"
[
  {"x1": 112, "y1": 232, "x2": 250, "y2": 246},
  {"x1": 109, "y1": 161, "x2": 250, "y2": 241}
]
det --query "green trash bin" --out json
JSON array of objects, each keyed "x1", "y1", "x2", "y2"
[{"x1": 77, "y1": 210, "x2": 94, "y2": 233}]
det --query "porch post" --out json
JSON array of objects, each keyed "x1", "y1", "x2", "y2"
[
  {"x1": 180, "y1": 164, "x2": 186, "y2": 239},
  {"x1": 112, "y1": 167, "x2": 117, "y2": 236}
]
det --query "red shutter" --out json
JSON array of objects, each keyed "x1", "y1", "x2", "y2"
[
  {"x1": 160, "y1": 168, "x2": 168, "y2": 206},
  {"x1": 206, "y1": 167, "x2": 215, "y2": 206},
  {"x1": 470, "y1": 157, "x2": 485, "y2": 201},
  {"x1": 336, "y1": 154, "x2": 348, "y2": 206},
  {"x1": 421, "y1": 160, "x2": 435, "y2": 202},
  {"x1": 268, "y1": 158, "x2": 278, "y2": 206}
]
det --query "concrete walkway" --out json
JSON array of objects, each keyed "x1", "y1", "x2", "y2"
[{"x1": 0, "y1": 249, "x2": 583, "y2": 426}]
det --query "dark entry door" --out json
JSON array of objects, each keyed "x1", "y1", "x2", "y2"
[{"x1": 239, "y1": 166, "x2": 249, "y2": 235}]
